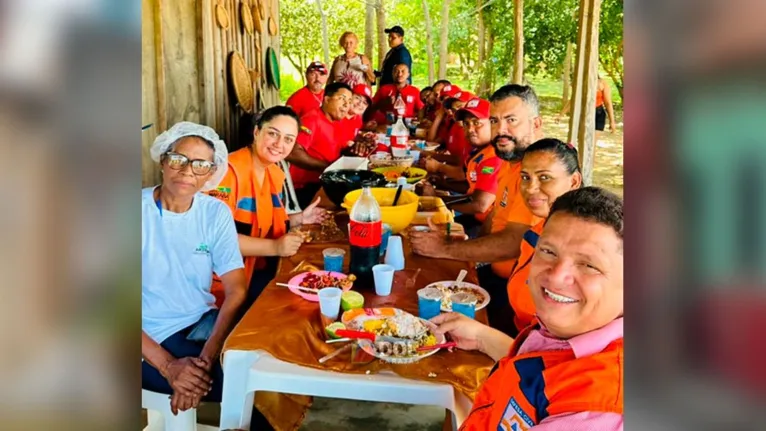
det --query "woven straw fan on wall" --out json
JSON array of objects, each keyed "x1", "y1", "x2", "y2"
[{"x1": 215, "y1": 0, "x2": 229, "y2": 29}]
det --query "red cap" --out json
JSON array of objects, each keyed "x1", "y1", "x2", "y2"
[
  {"x1": 453, "y1": 91, "x2": 474, "y2": 102},
  {"x1": 440, "y1": 84, "x2": 461, "y2": 99},
  {"x1": 456, "y1": 97, "x2": 491, "y2": 121},
  {"x1": 352, "y1": 84, "x2": 373, "y2": 105},
  {"x1": 306, "y1": 61, "x2": 328, "y2": 75}
]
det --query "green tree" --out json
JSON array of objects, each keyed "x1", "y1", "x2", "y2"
[{"x1": 599, "y1": 0, "x2": 623, "y2": 99}]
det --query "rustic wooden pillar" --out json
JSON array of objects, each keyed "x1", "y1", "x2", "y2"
[
  {"x1": 567, "y1": 0, "x2": 601, "y2": 186},
  {"x1": 198, "y1": 0, "x2": 216, "y2": 129}
]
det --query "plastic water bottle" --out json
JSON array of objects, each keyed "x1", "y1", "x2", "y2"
[
  {"x1": 391, "y1": 116, "x2": 409, "y2": 149},
  {"x1": 349, "y1": 187, "x2": 382, "y2": 288},
  {"x1": 393, "y1": 93, "x2": 406, "y2": 117}
]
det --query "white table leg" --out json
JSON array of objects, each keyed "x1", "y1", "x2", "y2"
[{"x1": 220, "y1": 350, "x2": 260, "y2": 430}]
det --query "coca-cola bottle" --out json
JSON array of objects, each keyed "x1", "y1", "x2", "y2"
[{"x1": 348, "y1": 187, "x2": 382, "y2": 287}]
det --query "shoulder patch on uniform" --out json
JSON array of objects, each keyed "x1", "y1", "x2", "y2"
[
  {"x1": 208, "y1": 186, "x2": 230, "y2": 201},
  {"x1": 481, "y1": 166, "x2": 495, "y2": 175},
  {"x1": 300, "y1": 125, "x2": 313, "y2": 135}
]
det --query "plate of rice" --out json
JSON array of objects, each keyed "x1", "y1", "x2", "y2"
[
  {"x1": 341, "y1": 308, "x2": 444, "y2": 364},
  {"x1": 422, "y1": 281, "x2": 491, "y2": 312}
]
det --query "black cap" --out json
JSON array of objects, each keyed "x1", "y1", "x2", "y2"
[{"x1": 384, "y1": 26, "x2": 405, "y2": 37}]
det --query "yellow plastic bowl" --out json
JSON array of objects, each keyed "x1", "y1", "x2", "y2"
[{"x1": 342, "y1": 188, "x2": 419, "y2": 234}]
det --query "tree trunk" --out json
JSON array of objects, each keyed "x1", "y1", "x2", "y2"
[
  {"x1": 512, "y1": 0, "x2": 524, "y2": 84},
  {"x1": 285, "y1": 54, "x2": 305, "y2": 85},
  {"x1": 567, "y1": 0, "x2": 602, "y2": 186},
  {"x1": 477, "y1": 0, "x2": 486, "y2": 65},
  {"x1": 422, "y1": 0, "x2": 435, "y2": 84},
  {"x1": 315, "y1": 0, "x2": 330, "y2": 65},
  {"x1": 365, "y1": 2, "x2": 375, "y2": 61},
  {"x1": 562, "y1": 42, "x2": 573, "y2": 109},
  {"x1": 376, "y1": 0, "x2": 387, "y2": 69},
  {"x1": 438, "y1": 0, "x2": 452, "y2": 79},
  {"x1": 479, "y1": 25, "x2": 495, "y2": 96}
]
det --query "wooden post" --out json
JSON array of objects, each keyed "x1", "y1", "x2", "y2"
[
  {"x1": 567, "y1": 0, "x2": 601, "y2": 186},
  {"x1": 562, "y1": 42, "x2": 573, "y2": 110},
  {"x1": 199, "y1": 0, "x2": 216, "y2": 128},
  {"x1": 376, "y1": 0, "x2": 387, "y2": 70},
  {"x1": 153, "y1": 0, "x2": 167, "y2": 133},
  {"x1": 365, "y1": 2, "x2": 375, "y2": 61},
  {"x1": 512, "y1": 0, "x2": 524, "y2": 84}
]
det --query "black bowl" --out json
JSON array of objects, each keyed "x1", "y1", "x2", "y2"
[{"x1": 320, "y1": 169, "x2": 388, "y2": 207}]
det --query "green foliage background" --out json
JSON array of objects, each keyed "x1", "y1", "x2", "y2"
[{"x1": 278, "y1": 0, "x2": 622, "y2": 103}]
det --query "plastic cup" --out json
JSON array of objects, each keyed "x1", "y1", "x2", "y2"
[
  {"x1": 318, "y1": 287, "x2": 342, "y2": 321},
  {"x1": 322, "y1": 248, "x2": 345, "y2": 273},
  {"x1": 384, "y1": 235, "x2": 405, "y2": 270},
  {"x1": 372, "y1": 264, "x2": 395, "y2": 296},
  {"x1": 409, "y1": 150, "x2": 421, "y2": 162},
  {"x1": 417, "y1": 287, "x2": 444, "y2": 320},
  {"x1": 379, "y1": 223, "x2": 393, "y2": 257},
  {"x1": 451, "y1": 292, "x2": 477, "y2": 319}
]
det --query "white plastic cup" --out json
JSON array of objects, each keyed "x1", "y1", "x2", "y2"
[
  {"x1": 372, "y1": 264, "x2": 396, "y2": 296},
  {"x1": 409, "y1": 150, "x2": 421, "y2": 162},
  {"x1": 384, "y1": 235, "x2": 405, "y2": 270},
  {"x1": 318, "y1": 287, "x2": 342, "y2": 320}
]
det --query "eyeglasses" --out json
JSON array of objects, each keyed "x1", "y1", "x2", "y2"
[{"x1": 162, "y1": 152, "x2": 216, "y2": 175}]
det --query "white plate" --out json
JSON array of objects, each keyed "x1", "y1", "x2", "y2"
[
  {"x1": 423, "y1": 281, "x2": 491, "y2": 312},
  {"x1": 343, "y1": 308, "x2": 445, "y2": 364}
]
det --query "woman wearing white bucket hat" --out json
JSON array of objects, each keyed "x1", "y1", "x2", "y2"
[{"x1": 141, "y1": 122, "x2": 251, "y2": 417}]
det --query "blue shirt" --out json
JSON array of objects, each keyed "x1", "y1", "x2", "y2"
[{"x1": 141, "y1": 187, "x2": 244, "y2": 343}]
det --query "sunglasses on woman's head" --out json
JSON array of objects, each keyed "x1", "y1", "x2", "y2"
[{"x1": 162, "y1": 152, "x2": 216, "y2": 175}]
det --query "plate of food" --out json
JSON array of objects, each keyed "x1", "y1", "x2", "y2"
[
  {"x1": 286, "y1": 271, "x2": 355, "y2": 302},
  {"x1": 341, "y1": 308, "x2": 444, "y2": 364},
  {"x1": 422, "y1": 281, "x2": 491, "y2": 312},
  {"x1": 372, "y1": 167, "x2": 427, "y2": 184}
]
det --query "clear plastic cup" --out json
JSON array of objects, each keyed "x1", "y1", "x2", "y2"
[
  {"x1": 372, "y1": 264, "x2": 395, "y2": 296},
  {"x1": 384, "y1": 235, "x2": 405, "y2": 270},
  {"x1": 322, "y1": 248, "x2": 345, "y2": 273},
  {"x1": 451, "y1": 292, "x2": 477, "y2": 319},
  {"x1": 417, "y1": 287, "x2": 444, "y2": 320},
  {"x1": 318, "y1": 287, "x2": 342, "y2": 321},
  {"x1": 379, "y1": 224, "x2": 393, "y2": 257}
]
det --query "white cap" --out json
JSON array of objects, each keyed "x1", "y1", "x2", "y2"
[{"x1": 150, "y1": 121, "x2": 229, "y2": 191}]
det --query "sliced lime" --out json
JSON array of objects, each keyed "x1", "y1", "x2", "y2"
[
  {"x1": 341, "y1": 291, "x2": 365, "y2": 311},
  {"x1": 325, "y1": 322, "x2": 346, "y2": 339}
]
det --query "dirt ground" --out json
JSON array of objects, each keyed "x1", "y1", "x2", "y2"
[{"x1": 539, "y1": 96, "x2": 624, "y2": 196}]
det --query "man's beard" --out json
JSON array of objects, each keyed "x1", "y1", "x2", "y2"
[{"x1": 491, "y1": 135, "x2": 525, "y2": 161}]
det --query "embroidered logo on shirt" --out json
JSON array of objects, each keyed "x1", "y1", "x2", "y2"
[
  {"x1": 194, "y1": 243, "x2": 211, "y2": 255},
  {"x1": 481, "y1": 166, "x2": 495, "y2": 175},
  {"x1": 209, "y1": 186, "x2": 231, "y2": 201},
  {"x1": 498, "y1": 397, "x2": 534, "y2": 430},
  {"x1": 500, "y1": 187, "x2": 509, "y2": 207},
  {"x1": 469, "y1": 170, "x2": 478, "y2": 182},
  {"x1": 406, "y1": 95, "x2": 413, "y2": 103},
  {"x1": 300, "y1": 125, "x2": 313, "y2": 135}
]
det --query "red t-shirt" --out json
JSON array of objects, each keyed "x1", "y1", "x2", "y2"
[
  {"x1": 289, "y1": 108, "x2": 342, "y2": 189},
  {"x1": 337, "y1": 115, "x2": 363, "y2": 145},
  {"x1": 373, "y1": 84, "x2": 424, "y2": 123},
  {"x1": 285, "y1": 87, "x2": 324, "y2": 118},
  {"x1": 446, "y1": 122, "x2": 470, "y2": 164}
]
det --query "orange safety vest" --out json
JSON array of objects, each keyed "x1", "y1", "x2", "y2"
[
  {"x1": 207, "y1": 147, "x2": 289, "y2": 305},
  {"x1": 460, "y1": 325, "x2": 624, "y2": 430},
  {"x1": 490, "y1": 162, "x2": 542, "y2": 278},
  {"x1": 507, "y1": 220, "x2": 545, "y2": 332},
  {"x1": 465, "y1": 145, "x2": 498, "y2": 223}
]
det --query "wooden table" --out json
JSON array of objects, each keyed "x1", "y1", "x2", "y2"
[{"x1": 219, "y1": 219, "x2": 493, "y2": 430}]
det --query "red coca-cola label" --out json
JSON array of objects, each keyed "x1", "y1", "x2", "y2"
[
  {"x1": 391, "y1": 135, "x2": 408, "y2": 148},
  {"x1": 349, "y1": 220, "x2": 382, "y2": 247}
]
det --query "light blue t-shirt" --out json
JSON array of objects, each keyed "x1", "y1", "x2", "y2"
[{"x1": 142, "y1": 187, "x2": 244, "y2": 344}]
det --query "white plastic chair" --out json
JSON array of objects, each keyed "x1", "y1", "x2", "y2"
[
  {"x1": 142, "y1": 389, "x2": 219, "y2": 431},
  {"x1": 219, "y1": 350, "x2": 473, "y2": 431}
]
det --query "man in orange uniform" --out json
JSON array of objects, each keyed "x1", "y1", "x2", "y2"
[
  {"x1": 432, "y1": 188, "x2": 624, "y2": 430},
  {"x1": 287, "y1": 82, "x2": 353, "y2": 208},
  {"x1": 411, "y1": 84, "x2": 544, "y2": 336},
  {"x1": 423, "y1": 97, "x2": 502, "y2": 238},
  {"x1": 285, "y1": 62, "x2": 328, "y2": 117}
]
